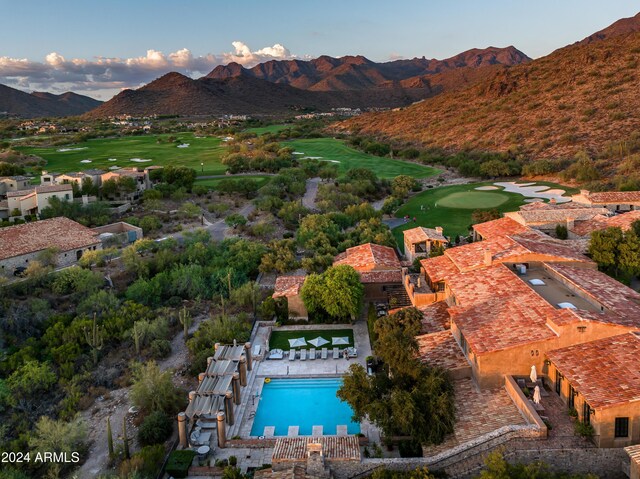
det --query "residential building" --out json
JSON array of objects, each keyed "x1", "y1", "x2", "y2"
[
  {"x1": 403, "y1": 226, "x2": 448, "y2": 261},
  {"x1": 0, "y1": 184, "x2": 73, "y2": 219},
  {"x1": 504, "y1": 201, "x2": 610, "y2": 235},
  {"x1": 100, "y1": 167, "x2": 151, "y2": 197},
  {"x1": 568, "y1": 209, "x2": 640, "y2": 239},
  {"x1": 572, "y1": 189, "x2": 640, "y2": 212},
  {"x1": 41, "y1": 169, "x2": 105, "y2": 188},
  {"x1": 0, "y1": 176, "x2": 32, "y2": 198},
  {"x1": 272, "y1": 276, "x2": 308, "y2": 319},
  {"x1": 0, "y1": 217, "x2": 101, "y2": 275},
  {"x1": 546, "y1": 332, "x2": 640, "y2": 447}
]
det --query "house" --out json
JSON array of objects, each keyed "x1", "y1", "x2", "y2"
[
  {"x1": 546, "y1": 332, "x2": 640, "y2": 448},
  {"x1": 1, "y1": 184, "x2": 73, "y2": 219},
  {"x1": 504, "y1": 201, "x2": 610, "y2": 236},
  {"x1": 568, "y1": 209, "x2": 640, "y2": 239},
  {"x1": 41, "y1": 169, "x2": 105, "y2": 188},
  {"x1": 333, "y1": 243, "x2": 404, "y2": 303},
  {"x1": 0, "y1": 217, "x2": 101, "y2": 275},
  {"x1": 100, "y1": 168, "x2": 151, "y2": 198},
  {"x1": 272, "y1": 275, "x2": 308, "y2": 319},
  {"x1": 91, "y1": 221, "x2": 144, "y2": 246},
  {"x1": 0, "y1": 176, "x2": 32, "y2": 198},
  {"x1": 572, "y1": 189, "x2": 640, "y2": 212},
  {"x1": 403, "y1": 226, "x2": 448, "y2": 261},
  {"x1": 416, "y1": 219, "x2": 640, "y2": 389}
]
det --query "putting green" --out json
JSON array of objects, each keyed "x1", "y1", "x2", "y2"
[{"x1": 436, "y1": 191, "x2": 509, "y2": 209}]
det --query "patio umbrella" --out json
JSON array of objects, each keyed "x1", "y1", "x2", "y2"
[
  {"x1": 332, "y1": 337, "x2": 349, "y2": 345},
  {"x1": 288, "y1": 338, "x2": 307, "y2": 348},
  {"x1": 533, "y1": 385, "x2": 542, "y2": 405},
  {"x1": 308, "y1": 337, "x2": 329, "y2": 347},
  {"x1": 530, "y1": 365, "x2": 537, "y2": 383}
]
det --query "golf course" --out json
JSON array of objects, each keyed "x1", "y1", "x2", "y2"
[
  {"x1": 15, "y1": 133, "x2": 228, "y2": 176},
  {"x1": 193, "y1": 175, "x2": 272, "y2": 191},
  {"x1": 286, "y1": 138, "x2": 439, "y2": 179},
  {"x1": 392, "y1": 181, "x2": 578, "y2": 248}
]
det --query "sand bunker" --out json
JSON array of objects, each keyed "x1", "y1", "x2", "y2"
[
  {"x1": 494, "y1": 181, "x2": 570, "y2": 203},
  {"x1": 58, "y1": 147, "x2": 88, "y2": 152},
  {"x1": 293, "y1": 152, "x2": 305, "y2": 155},
  {"x1": 130, "y1": 158, "x2": 152, "y2": 163},
  {"x1": 80, "y1": 159, "x2": 92, "y2": 163},
  {"x1": 302, "y1": 156, "x2": 323, "y2": 160},
  {"x1": 475, "y1": 186, "x2": 499, "y2": 191},
  {"x1": 108, "y1": 166, "x2": 120, "y2": 170},
  {"x1": 177, "y1": 143, "x2": 190, "y2": 148},
  {"x1": 524, "y1": 198, "x2": 544, "y2": 203},
  {"x1": 108, "y1": 158, "x2": 117, "y2": 161}
]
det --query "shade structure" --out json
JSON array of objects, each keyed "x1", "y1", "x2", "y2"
[
  {"x1": 530, "y1": 365, "x2": 537, "y2": 383},
  {"x1": 533, "y1": 385, "x2": 542, "y2": 405},
  {"x1": 308, "y1": 336, "x2": 329, "y2": 347},
  {"x1": 332, "y1": 337, "x2": 349, "y2": 345},
  {"x1": 288, "y1": 337, "x2": 307, "y2": 348}
]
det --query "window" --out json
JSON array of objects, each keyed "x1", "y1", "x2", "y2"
[
  {"x1": 583, "y1": 402, "x2": 591, "y2": 425},
  {"x1": 615, "y1": 418, "x2": 629, "y2": 438},
  {"x1": 459, "y1": 332, "x2": 468, "y2": 355},
  {"x1": 555, "y1": 370, "x2": 562, "y2": 394},
  {"x1": 568, "y1": 384, "x2": 575, "y2": 409}
]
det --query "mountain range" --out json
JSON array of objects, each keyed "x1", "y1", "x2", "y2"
[
  {"x1": 0, "y1": 84, "x2": 102, "y2": 118},
  {"x1": 84, "y1": 46, "x2": 530, "y2": 118},
  {"x1": 337, "y1": 12, "x2": 640, "y2": 159}
]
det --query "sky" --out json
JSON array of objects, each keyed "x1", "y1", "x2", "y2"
[{"x1": 0, "y1": 0, "x2": 638, "y2": 99}]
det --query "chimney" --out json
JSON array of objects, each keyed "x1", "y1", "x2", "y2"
[
  {"x1": 484, "y1": 250, "x2": 492, "y2": 266},
  {"x1": 566, "y1": 217, "x2": 575, "y2": 231},
  {"x1": 549, "y1": 198, "x2": 557, "y2": 205},
  {"x1": 435, "y1": 226, "x2": 443, "y2": 235}
]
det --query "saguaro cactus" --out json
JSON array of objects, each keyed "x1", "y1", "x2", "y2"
[
  {"x1": 179, "y1": 306, "x2": 192, "y2": 340},
  {"x1": 84, "y1": 313, "x2": 104, "y2": 365},
  {"x1": 122, "y1": 416, "x2": 130, "y2": 459},
  {"x1": 107, "y1": 416, "x2": 114, "y2": 459}
]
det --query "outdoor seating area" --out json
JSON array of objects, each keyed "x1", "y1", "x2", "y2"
[{"x1": 272, "y1": 346, "x2": 358, "y2": 361}]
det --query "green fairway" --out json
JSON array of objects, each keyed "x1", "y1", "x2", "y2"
[
  {"x1": 15, "y1": 133, "x2": 227, "y2": 176},
  {"x1": 268, "y1": 329, "x2": 354, "y2": 351},
  {"x1": 392, "y1": 181, "x2": 574, "y2": 249},
  {"x1": 194, "y1": 175, "x2": 271, "y2": 190},
  {"x1": 245, "y1": 124, "x2": 291, "y2": 135},
  {"x1": 286, "y1": 138, "x2": 439, "y2": 179},
  {"x1": 436, "y1": 191, "x2": 509, "y2": 209}
]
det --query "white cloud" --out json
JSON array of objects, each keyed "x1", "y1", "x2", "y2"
[{"x1": 0, "y1": 42, "x2": 305, "y2": 98}]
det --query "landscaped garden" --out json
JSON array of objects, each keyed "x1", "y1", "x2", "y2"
[
  {"x1": 392, "y1": 180, "x2": 578, "y2": 247},
  {"x1": 286, "y1": 138, "x2": 440, "y2": 179},
  {"x1": 268, "y1": 328, "x2": 354, "y2": 350},
  {"x1": 15, "y1": 133, "x2": 227, "y2": 176}
]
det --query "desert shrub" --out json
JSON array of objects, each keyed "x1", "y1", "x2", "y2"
[
  {"x1": 138, "y1": 411, "x2": 173, "y2": 446},
  {"x1": 166, "y1": 450, "x2": 197, "y2": 478},
  {"x1": 150, "y1": 339, "x2": 172, "y2": 359}
]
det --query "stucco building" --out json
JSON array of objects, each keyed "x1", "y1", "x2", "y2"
[
  {"x1": 571, "y1": 189, "x2": 640, "y2": 212},
  {"x1": 0, "y1": 184, "x2": 73, "y2": 219},
  {"x1": 403, "y1": 226, "x2": 448, "y2": 261},
  {"x1": 0, "y1": 217, "x2": 102, "y2": 275},
  {"x1": 272, "y1": 275, "x2": 308, "y2": 319},
  {"x1": 0, "y1": 176, "x2": 32, "y2": 198}
]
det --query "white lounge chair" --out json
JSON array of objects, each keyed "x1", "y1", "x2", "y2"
[
  {"x1": 289, "y1": 350, "x2": 296, "y2": 361},
  {"x1": 332, "y1": 347, "x2": 339, "y2": 359},
  {"x1": 321, "y1": 348, "x2": 328, "y2": 359},
  {"x1": 309, "y1": 348, "x2": 316, "y2": 360},
  {"x1": 300, "y1": 349, "x2": 307, "y2": 361}
]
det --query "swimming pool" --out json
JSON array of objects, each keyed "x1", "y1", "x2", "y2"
[{"x1": 250, "y1": 378, "x2": 360, "y2": 436}]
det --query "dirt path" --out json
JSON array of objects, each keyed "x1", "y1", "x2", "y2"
[
  {"x1": 77, "y1": 314, "x2": 207, "y2": 478},
  {"x1": 302, "y1": 177, "x2": 320, "y2": 210}
]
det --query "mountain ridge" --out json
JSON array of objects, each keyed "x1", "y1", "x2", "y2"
[{"x1": 0, "y1": 84, "x2": 102, "y2": 118}]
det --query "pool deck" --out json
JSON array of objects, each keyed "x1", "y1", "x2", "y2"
[{"x1": 225, "y1": 320, "x2": 375, "y2": 441}]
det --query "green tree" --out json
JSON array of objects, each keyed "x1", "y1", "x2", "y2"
[
  {"x1": 479, "y1": 160, "x2": 511, "y2": 178},
  {"x1": 29, "y1": 416, "x2": 87, "y2": 479},
  {"x1": 391, "y1": 175, "x2": 418, "y2": 199},
  {"x1": 588, "y1": 227, "x2": 623, "y2": 274},
  {"x1": 300, "y1": 265, "x2": 363, "y2": 321},
  {"x1": 555, "y1": 224, "x2": 568, "y2": 240},
  {"x1": 260, "y1": 239, "x2": 300, "y2": 273},
  {"x1": 130, "y1": 361, "x2": 186, "y2": 415},
  {"x1": 138, "y1": 411, "x2": 173, "y2": 446}
]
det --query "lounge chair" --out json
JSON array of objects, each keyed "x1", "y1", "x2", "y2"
[
  {"x1": 289, "y1": 350, "x2": 296, "y2": 361},
  {"x1": 321, "y1": 348, "x2": 328, "y2": 359},
  {"x1": 300, "y1": 348, "x2": 307, "y2": 361},
  {"x1": 309, "y1": 348, "x2": 316, "y2": 360},
  {"x1": 332, "y1": 347, "x2": 339, "y2": 359}
]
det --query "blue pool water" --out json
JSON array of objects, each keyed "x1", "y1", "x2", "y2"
[{"x1": 250, "y1": 378, "x2": 360, "y2": 436}]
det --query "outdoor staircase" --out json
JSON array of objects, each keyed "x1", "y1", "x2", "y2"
[{"x1": 386, "y1": 285, "x2": 412, "y2": 308}]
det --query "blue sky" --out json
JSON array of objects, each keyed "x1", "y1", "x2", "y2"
[{"x1": 0, "y1": 0, "x2": 638, "y2": 98}]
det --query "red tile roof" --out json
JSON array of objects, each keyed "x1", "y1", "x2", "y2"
[
  {"x1": 358, "y1": 270, "x2": 402, "y2": 284},
  {"x1": 403, "y1": 226, "x2": 447, "y2": 244},
  {"x1": 272, "y1": 276, "x2": 307, "y2": 298},
  {"x1": 580, "y1": 191, "x2": 640, "y2": 204},
  {"x1": 416, "y1": 330, "x2": 469, "y2": 371},
  {"x1": 272, "y1": 436, "x2": 361, "y2": 462},
  {"x1": 472, "y1": 217, "x2": 529, "y2": 239},
  {"x1": 546, "y1": 333, "x2": 640, "y2": 409},
  {"x1": 571, "y1": 210, "x2": 640, "y2": 237},
  {"x1": 333, "y1": 243, "x2": 400, "y2": 271},
  {"x1": 0, "y1": 217, "x2": 100, "y2": 261},
  {"x1": 419, "y1": 301, "x2": 451, "y2": 333}
]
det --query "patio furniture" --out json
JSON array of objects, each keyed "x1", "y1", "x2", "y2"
[
  {"x1": 346, "y1": 347, "x2": 358, "y2": 358},
  {"x1": 289, "y1": 350, "x2": 296, "y2": 361},
  {"x1": 268, "y1": 349, "x2": 284, "y2": 360},
  {"x1": 332, "y1": 347, "x2": 339, "y2": 359},
  {"x1": 309, "y1": 348, "x2": 316, "y2": 360},
  {"x1": 300, "y1": 349, "x2": 307, "y2": 361},
  {"x1": 321, "y1": 348, "x2": 328, "y2": 359}
]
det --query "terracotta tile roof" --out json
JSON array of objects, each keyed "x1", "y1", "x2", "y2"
[
  {"x1": 581, "y1": 191, "x2": 640, "y2": 204},
  {"x1": 35, "y1": 184, "x2": 73, "y2": 194},
  {"x1": 403, "y1": 226, "x2": 447, "y2": 244},
  {"x1": 419, "y1": 302, "x2": 451, "y2": 333},
  {"x1": 6, "y1": 189, "x2": 34, "y2": 198},
  {"x1": 545, "y1": 264, "x2": 640, "y2": 325},
  {"x1": 421, "y1": 254, "x2": 458, "y2": 283},
  {"x1": 333, "y1": 243, "x2": 400, "y2": 271},
  {"x1": 472, "y1": 217, "x2": 529, "y2": 239},
  {"x1": 416, "y1": 330, "x2": 469, "y2": 371},
  {"x1": 626, "y1": 445, "x2": 640, "y2": 467},
  {"x1": 0, "y1": 217, "x2": 100, "y2": 261},
  {"x1": 273, "y1": 275, "x2": 307, "y2": 298},
  {"x1": 546, "y1": 333, "x2": 640, "y2": 409},
  {"x1": 571, "y1": 210, "x2": 640, "y2": 237},
  {"x1": 255, "y1": 466, "x2": 311, "y2": 479},
  {"x1": 272, "y1": 436, "x2": 361, "y2": 462},
  {"x1": 358, "y1": 270, "x2": 402, "y2": 284},
  {"x1": 509, "y1": 206, "x2": 609, "y2": 225}
]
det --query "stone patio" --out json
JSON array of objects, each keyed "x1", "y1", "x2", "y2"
[{"x1": 422, "y1": 378, "x2": 528, "y2": 457}]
